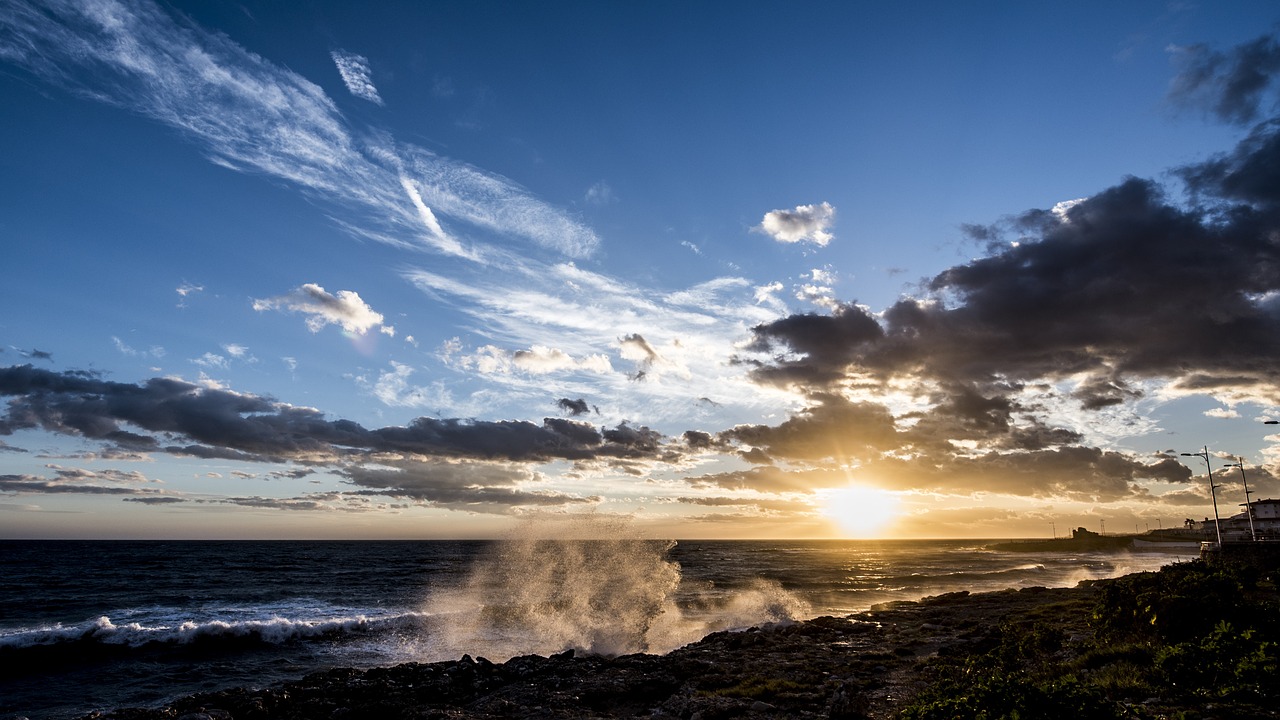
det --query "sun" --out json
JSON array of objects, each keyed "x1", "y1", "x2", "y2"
[{"x1": 819, "y1": 485, "x2": 901, "y2": 538}]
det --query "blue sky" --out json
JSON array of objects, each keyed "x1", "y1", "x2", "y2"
[{"x1": 2, "y1": 0, "x2": 1279, "y2": 539}]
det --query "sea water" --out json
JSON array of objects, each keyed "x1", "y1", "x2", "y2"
[{"x1": 0, "y1": 533, "x2": 1188, "y2": 719}]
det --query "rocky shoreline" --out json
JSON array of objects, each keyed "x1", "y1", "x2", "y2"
[
  {"x1": 73, "y1": 583, "x2": 1110, "y2": 720},
  {"x1": 71, "y1": 557, "x2": 1280, "y2": 720}
]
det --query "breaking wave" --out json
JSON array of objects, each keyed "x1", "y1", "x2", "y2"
[
  {"x1": 417, "y1": 516, "x2": 809, "y2": 661},
  {"x1": 0, "y1": 607, "x2": 426, "y2": 653}
]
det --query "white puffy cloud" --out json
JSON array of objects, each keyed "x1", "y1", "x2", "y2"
[
  {"x1": 252, "y1": 283, "x2": 386, "y2": 335},
  {"x1": 756, "y1": 202, "x2": 836, "y2": 246}
]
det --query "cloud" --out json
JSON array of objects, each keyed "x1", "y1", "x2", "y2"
[
  {"x1": 556, "y1": 398, "x2": 592, "y2": 416},
  {"x1": 0, "y1": 365, "x2": 672, "y2": 465},
  {"x1": 756, "y1": 202, "x2": 835, "y2": 246},
  {"x1": 253, "y1": 283, "x2": 386, "y2": 334},
  {"x1": 403, "y1": 261, "x2": 782, "y2": 425},
  {"x1": 584, "y1": 180, "x2": 616, "y2": 205},
  {"x1": 711, "y1": 32, "x2": 1280, "y2": 505},
  {"x1": 339, "y1": 458, "x2": 597, "y2": 514},
  {"x1": 619, "y1": 333, "x2": 660, "y2": 369},
  {"x1": 0, "y1": 470, "x2": 170, "y2": 496},
  {"x1": 744, "y1": 165, "x2": 1280, "y2": 408},
  {"x1": 16, "y1": 348, "x2": 53, "y2": 362},
  {"x1": 0, "y1": 363, "x2": 681, "y2": 514},
  {"x1": 113, "y1": 336, "x2": 165, "y2": 359},
  {"x1": 1168, "y1": 32, "x2": 1280, "y2": 125},
  {"x1": 0, "y1": 0, "x2": 598, "y2": 259},
  {"x1": 438, "y1": 342, "x2": 614, "y2": 379},
  {"x1": 122, "y1": 496, "x2": 187, "y2": 504},
  {"x1": 675, "y1": 495, "x2": 814, "y2": 514},
  {"x1": 514, "y1": 346, "x2": 612, "y2": 374},
  {"x1": 330, "y1": 49, "x2": 383, "y2": 105},
  {"x1": 191, "y1": 352, "x2": 229, "y2": 370}
]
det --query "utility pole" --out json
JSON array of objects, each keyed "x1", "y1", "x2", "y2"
[{"x1": 1224, "y1": 456, "x2": 1257, "y2": 542}]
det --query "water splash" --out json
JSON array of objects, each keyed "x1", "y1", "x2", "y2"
[{"x1": 418, "y1": 516, "x2": 808, "y2": 661}]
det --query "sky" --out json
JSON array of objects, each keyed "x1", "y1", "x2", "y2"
[{"x1": 2, "y1": 0, "x2": 1280, "y2": 540}]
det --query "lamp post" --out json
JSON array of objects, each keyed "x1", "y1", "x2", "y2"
[
  {"x1": 1223, "y1": 457, "x2": 1257, "y2": 542},
  {"x1": 1181, "y1": 447, "x2": 1223, "y2": 546}
]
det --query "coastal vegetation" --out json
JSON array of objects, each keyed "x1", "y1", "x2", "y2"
[{"x1": 898, "y1": 559, "x2": 1279, "y2": 719}]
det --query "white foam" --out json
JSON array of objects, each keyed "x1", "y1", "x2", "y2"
[
  {"x1": 416, "y1": 516, "x2": 809, "y2": 662},
  {"x1": 0, "y1": 606, "x2": 430, "y2": 650}
]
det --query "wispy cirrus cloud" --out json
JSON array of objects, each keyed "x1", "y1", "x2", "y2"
[
  {"x1": 0, "y1": 0, "x2": 598, "y2": 260},
  {"x1": 330, "y1": 49, "x2": 383, "y2": 105},
  {"x1": 403, "y1": 260, "x2": 789, "y2": 427}
]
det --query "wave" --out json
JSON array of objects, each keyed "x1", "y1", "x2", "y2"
[
  {"x1": 417, "y1": 517, "x2": 810, "y2": 663},
  {"x1": 0, "y1": 608, "x2": 429, "y2": 653}
]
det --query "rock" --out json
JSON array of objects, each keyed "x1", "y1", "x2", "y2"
[{"x1": 74, "y1": 581, "x2": 1135, "y2": 720}]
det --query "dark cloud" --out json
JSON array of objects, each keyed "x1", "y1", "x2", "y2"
[
  {"x1": 1179, "y1": 118, "x2": 1280, "y2": 210},
  {"x1": 340, "y1": 459, "x2": 598, "y2": 514},
  {"x1": 0, "y1": 365, "x2": 672, "y2": 513},
  {"x1": 675, "y1": 496, "x2": 813, "y2": 514},
  {"x1": 268, "y1": 468, "x2": 315, "y2": 480},
  {"x1": 740, "y1": 304, "x2": 884, "y2": 389},
  {"x1": 0, "y1": 365, "x2": 670, "y2": 465},
  {"x1": 556, "y1": 397, "x2": 591, "y2": 416},
  {"x1": 123, "y1": 496, "x2": 188, "y2": 505},
  {"x1": 0, "y1": 473, "x2": 164, "y2": 496},
  {"x1": 681, "y1": 430, "x2": 716, "y2": 449},
  {"x1": 210, "y1": 495, "x2": 346, "y2": 512},
  {"x1": 600, "y1": 422, "x2": 662, "y2": 453},
  {"x1": 743, "y1": 129, "x2": 1280, "y2": 411},
  {"x1": 865, "y1": 449, "x2": 1191, "y2": 502},
  {"x1": 1169, "y1": 32, "x2": 1280, "y2": 125},
  {"x1": 723, "y1": 155, "x2": 1280, "y2": 495},
  {"x1": 690, "y1": 448, "x2": 1188, "y2": 503},
  {"x1": 721, "y1": 394, "x2": 900, "y2": 463},
  {"x1": 690, "y1": 466, "x2": 849, "y2": 494}
]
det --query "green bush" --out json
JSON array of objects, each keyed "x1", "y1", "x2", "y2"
[
  {"x1": 898, "y1": 669, "x2": 1121, "y2": 720},
  {"x1": 1156, "y1": 621, "x2": 1278, "y2": 701}
]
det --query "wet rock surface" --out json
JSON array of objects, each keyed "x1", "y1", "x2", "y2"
[{"x1": 77, "y1": 585, "x2": 1097, "y2": 720}]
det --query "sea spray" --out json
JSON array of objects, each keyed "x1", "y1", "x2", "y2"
[{"x1": 418, "y1": 516, "x2": 809, "y2": 661}]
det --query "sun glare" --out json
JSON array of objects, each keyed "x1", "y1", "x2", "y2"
[{"x1": 820, "y1": 485, "x2": 901, "y2": 538}]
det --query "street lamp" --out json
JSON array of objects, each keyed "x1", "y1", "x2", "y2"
[
  {"x1": 1181, "y1": 446, "x2": 1223, "y2": 547},
  {"x1": 1223, "y1": 457, "x2": 1257, "y2": 542}
]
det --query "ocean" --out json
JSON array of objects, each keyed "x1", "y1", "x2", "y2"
[{"x1": 0, "y1": 534, "x2": 1190, "y2": 719}]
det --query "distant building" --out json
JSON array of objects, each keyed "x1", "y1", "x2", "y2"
[
  {"x1": 1218, "y1": 498, "x2": 1280, "y2": 541},
  {"x1": 1248, "y1": 499, "x2": 1280, "y2": 521}
]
